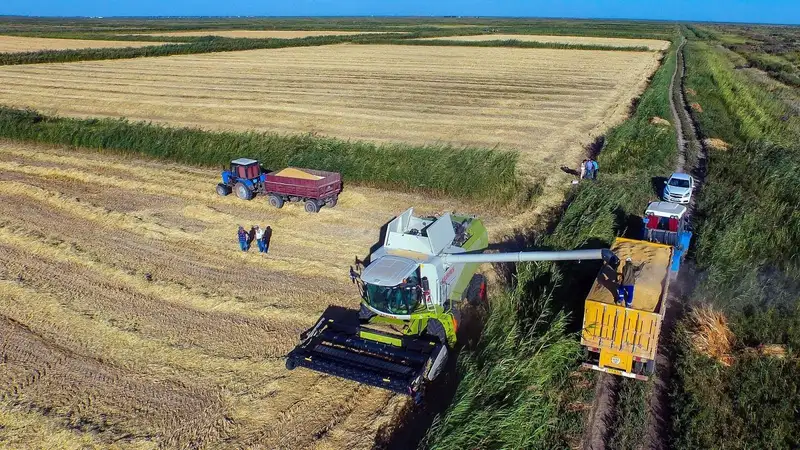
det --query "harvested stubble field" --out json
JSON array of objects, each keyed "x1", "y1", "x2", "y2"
[
  {"x1": 0, "y1": 35, "x2": 167, "y2": 53},
  {"x1": 0, "y1": 141, "x2": 505, "y2": 448},
  {"x1": 420, "y1": 34, "x2": 670, "y2": 51},
  {"x1": 138, "y1": 30, "x2": 391, "y2": 38},
  {"x1": 0, "y1": 43, "x2": 661, "y2": 194}
]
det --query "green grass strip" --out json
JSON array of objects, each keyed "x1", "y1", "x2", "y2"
[{"x1": 0, "y1": 106, "x2": 533, "y2": 203}]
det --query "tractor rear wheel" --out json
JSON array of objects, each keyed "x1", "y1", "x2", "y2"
[
  {"x1": 304, "y1": 200, "x2": 320, "y2": 213},
  {"x1": 235, "y1": 182, "x2": 253, "y2": 201},
  {"x1": 216, "y1": 183, "x2": 231, "y2": 196},
  {"x1": 268, "y1": 194, "x2": 284, "y2": 209}
]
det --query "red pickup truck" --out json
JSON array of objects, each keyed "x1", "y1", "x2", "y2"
[{"x1": 217, "y1": 159, "x2": 342, "y2": 213}]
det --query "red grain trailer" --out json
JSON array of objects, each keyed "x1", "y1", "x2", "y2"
[{"x1": 262, "y1": 167, "x2": 342, "y2": 213}]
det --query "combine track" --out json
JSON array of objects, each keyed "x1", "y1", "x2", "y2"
[{"x1": 582, "y1": 34, "x2": 705, "y2": 450}]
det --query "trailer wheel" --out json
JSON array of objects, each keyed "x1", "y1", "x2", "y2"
[
  {"x1": 268, "y1": 194, "x2": 284, "y2": 209},
  {"x1": 326, "y1": 197, "x2": 338, "y2": 208},
  {"x1": 644, "y1": 360, "x2": 656, "y2": 376},
  {"x1": 216, "y1": 183, "x2": 231, "y2": 196},
  {"x1": 235, "y1": 182, "x2": 253, "y2": 201},
  {"x1": 304, "y1": 200, "x2": 320, "y2": 213},
  {"x1": 285, "y1": 357, "x2": 298, "y2": 371},
  {"x1": 464, "y1": 274, "x2": 487, "y2": 306}
]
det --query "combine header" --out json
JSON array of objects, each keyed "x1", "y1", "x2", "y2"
[{"x1": 287, "y1": 208, "x2": 619, "y2": 399}]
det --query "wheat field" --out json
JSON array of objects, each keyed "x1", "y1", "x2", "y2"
[
  {"x1": 419, "y1": 34, "x2": 671, "y2": 50},
  {"x1": 0, "y1": 36, "x2": 166, "y2": 53},
  {"x1": 0, "y1": 140, "x2": 506, "y2": 448},
  {"x1": 0, "y1": 44, "x2": 660, "y2": 185}
]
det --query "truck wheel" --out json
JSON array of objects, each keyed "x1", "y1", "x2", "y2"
[
  {"x1": 216, "y1": 183, "x2": 231, "y2": 196},
  {"x1": 268, "y1": 194, "x2": 284, "y2": 209},
  {"x1": 235, "y1": 182, "x2": 253, "y2": 201},
  {"x1": 304, "y1": 200, "x2": 320, "y2": 213},
  {"x1": 644, "y1": 360, "x2": 656, "y2": 376},
  {"x1": 464, "y1": 274, "x2": 487, "y2": 306},
  {"x1": 326, "y1": 197, "x2": 338, "y2": 208}
]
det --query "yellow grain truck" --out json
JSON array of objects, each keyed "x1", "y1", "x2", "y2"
[{"x1": 580, "y1": 237, "x2": 674, "y2": 380}]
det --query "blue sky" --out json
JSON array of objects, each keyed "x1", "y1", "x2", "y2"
[{"x1": 2, "y1": 0, "x2": 799, "y2": 25}]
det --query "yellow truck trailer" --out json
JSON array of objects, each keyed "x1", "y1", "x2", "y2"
[{"x1": 581, "y1": 237, "x2": 674, "y2": 380}]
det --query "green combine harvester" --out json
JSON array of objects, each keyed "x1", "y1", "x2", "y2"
[{"x1": 286, "y1": 208, "x2": 617, "y2": 399}]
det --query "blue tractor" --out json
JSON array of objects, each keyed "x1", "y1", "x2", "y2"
[
  {"x1": 642, "y1": 201, "x2": 692, "y2": 272},
  {"x1": 216, "y1": 158, "x2": 265, "y2": 201}
]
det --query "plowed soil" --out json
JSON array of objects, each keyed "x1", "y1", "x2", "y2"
[{"x1": 0, "y1": 141, "x2": 494, "y2": 448}]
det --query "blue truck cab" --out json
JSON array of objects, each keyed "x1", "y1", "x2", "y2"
[
  {"x1": 642, "y1": 201, "x2": 692, "y2": 272},
  {"x1": 217, "y1": 158, "x2": 266, "y2": 200}
]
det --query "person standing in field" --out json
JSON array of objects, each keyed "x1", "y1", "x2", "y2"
[
  {"x1": 255, "y1": 225, "x2": 267, "y2": 253},
  {"x1": 248, "y1": 225, "x2": 257, "y2": 248},
  {"x1": 617, "y1": 257, "x2": 646, "y2": 308},
  {"x1": 585, "y1": 158, "x2": 595, "y2": 180},
  {"x1": 263, "y1": 226, "x2": 272, "y2": 253},
  {"x1": 580, "y1": 159, "x2": 587, "y2": 180},
  {"x1": 237, "y1": 225, "x2": 249, "y2": 252}
]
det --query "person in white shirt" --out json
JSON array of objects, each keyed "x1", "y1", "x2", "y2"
[{"x1": 255, "y1": 225, "x2": 267, "y2": 253}]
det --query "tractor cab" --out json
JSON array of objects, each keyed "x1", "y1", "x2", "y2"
[
  {"x1": 223, "y1": 158, "x2": 262, "y2": 184},
  {"x1": 643, "y1": 201, "x2": 692, "y2": 271},
  {"x1": 218, "y1": 158, "x2": 266, "y2": 200}
]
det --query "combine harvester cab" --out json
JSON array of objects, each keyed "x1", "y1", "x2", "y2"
[{"x1": 581, "y1": 202, "x2": 691, "y2": 379}]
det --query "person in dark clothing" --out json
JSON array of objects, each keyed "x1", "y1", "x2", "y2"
[
  {"x1": 248, "y1": 225, "x2": 257, "y2": 247},
  {"x1": 237, "y1": 225, "x2": 249, "y2": 251},
  {"x1": 617, "y1": 257, "x2": 646, "y2": 307},
  {"x1": 263, "y1": 226, "x2": 272, "y2": 253}
]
